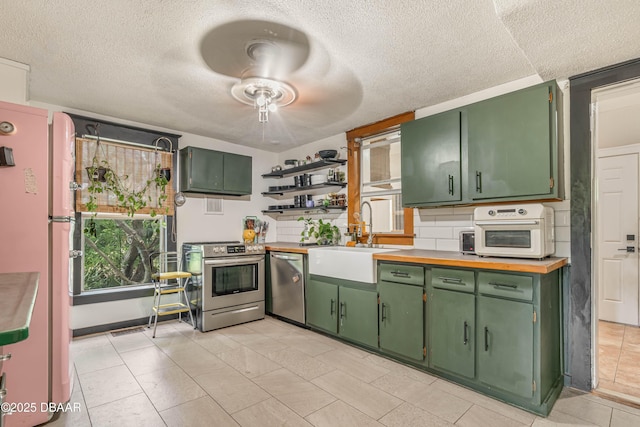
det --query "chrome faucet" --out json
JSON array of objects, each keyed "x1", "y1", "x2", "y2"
[{"x1": 360, "y1": 201, "x2": 374, "y2": 248}]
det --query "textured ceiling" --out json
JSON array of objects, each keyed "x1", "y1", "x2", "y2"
[{"x1": 1, "y1": 0, "x2": 640, "y2": 152}]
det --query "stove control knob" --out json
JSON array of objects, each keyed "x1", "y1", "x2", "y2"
[
  {"x1": 488, "y1": 209, "x2": 495, "y2": 216},
  {"x1": 248, "y1": 245, "x2": 255, "y2": 252},
  {"x1": 258, "y1": 245, "x2": 264, "y2": 251},
  {"x1": 518, "y1": 208, "x2": 527, "y2": 215}
]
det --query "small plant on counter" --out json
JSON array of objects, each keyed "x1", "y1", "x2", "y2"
[{"x1": 298, "y1": 217, "x2": 341, "y2": 245}]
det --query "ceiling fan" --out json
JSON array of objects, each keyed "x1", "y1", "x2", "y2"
[{"x1": 200, "y1": 20, "x2": 310, "y2": 123}]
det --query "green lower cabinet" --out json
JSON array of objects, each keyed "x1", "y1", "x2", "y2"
[
  {"x1": 306, "y1": 276, "x2": 377, "y2": 348},
  {"x1": 430, "y1": 289, "x2": 475, "y2": 378},
  {"x1": 339, "y1": 286, "x2": 378, "y2": 348},
  {"x1": 477, "y1": 295, "x2": 534, "y2": 399},
  {"x1": 306, "y1": 277, "x2": 338, "y2": 334},
  {"x1": 379, "y1": 281, "x2": 424, "y2": 361}
]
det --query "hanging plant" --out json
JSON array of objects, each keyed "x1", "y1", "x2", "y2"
[{"x1": 84, "y1": 126, "x2": 172, "y2": 217}]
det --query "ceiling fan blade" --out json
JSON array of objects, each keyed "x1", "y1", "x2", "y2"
[{"x1": 200, "y1": 20, "x2": 310, "y2": 80}]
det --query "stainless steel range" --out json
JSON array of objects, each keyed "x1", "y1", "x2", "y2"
[{"x1": 182, "y1": 241, "x2": 265, "y2": 332}]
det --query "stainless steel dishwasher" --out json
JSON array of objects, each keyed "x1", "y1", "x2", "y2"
[{"x1": 270, "y1": 252, "x2": 305, "y2": 324}]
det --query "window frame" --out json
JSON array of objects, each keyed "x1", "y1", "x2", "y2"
[
  {"x1": 346, "y1": 111, "x2": 415, "y2": 246},
  {"x1": 72, "y1": 211, "x2": 176, "y2": 305}
]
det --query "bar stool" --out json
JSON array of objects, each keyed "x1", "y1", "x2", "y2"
[{"x1": 148, "y1": 251, "x2": 195, "y2": 338}]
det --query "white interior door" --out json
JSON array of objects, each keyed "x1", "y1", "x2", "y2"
[{"x1": 596, "y1": 153, "x2": 639, "y2": 326}]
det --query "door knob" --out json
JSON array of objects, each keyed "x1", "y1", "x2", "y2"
[{"x1": 618, "y1": 246, "x2": 636, "y2": 253}]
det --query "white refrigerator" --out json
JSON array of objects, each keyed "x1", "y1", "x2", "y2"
[{"x1": 0, "y1": 101, "x2": 73, "y2": 426}]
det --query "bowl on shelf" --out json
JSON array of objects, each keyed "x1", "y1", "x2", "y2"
[{"x1": 318, "y1": 150, "x2": 337, "y2": 159}]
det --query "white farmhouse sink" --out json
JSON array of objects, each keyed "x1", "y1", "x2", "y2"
[{"x1": 307, "y1": 246, "x2": 396, "y2": 283}]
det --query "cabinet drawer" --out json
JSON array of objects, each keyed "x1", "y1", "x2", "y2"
[
  {"x1": 379, "y1": 263, "x2": 424, "y2": 286},
  {"x1": 431, "y1": 268, "x2": 475, "y2": 293},
  {"x1": 478, "y1": 272, "x2": 533, "y2": 301}
]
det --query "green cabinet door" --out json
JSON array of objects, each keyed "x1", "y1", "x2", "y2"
[
  {"x1": 180, "y1": 147, "x2": 224, "y2": 192},
  {"x1": 430, "y1": 289, "x2": 475, "y2": 378},
  {"x1": 468, "y1": 83, "x2": 553, "y2": 200},
  {"x1": 338, "y1": 286, "x2": 378, "y2": 348},
  {"x1": 401, "y1": 110, "x2": 462, "y2": 206},
  {"x1": 477, "y1": 295, "x2": 534, "y2": 399},
  {"x1": 223, "y1": 153, "x2": 252, "y2": 195},
  {"x1": 306, "y1": 278, "x2": 338, "y2": 334},
  {"x1": 379, "y1": 281, "x2": 424, "y2": 360}
]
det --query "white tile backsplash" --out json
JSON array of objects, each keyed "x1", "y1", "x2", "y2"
[
  {"x1": 274, "y1": 200, "x2": 571, "y2": 260},
  {"x1": 414, "y1": 207, "x2": 474, "y2": 252}
]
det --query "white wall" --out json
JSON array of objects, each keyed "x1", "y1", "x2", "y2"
[{"x1": 0, "y1": 57, "x2": 29, "y2": 105}]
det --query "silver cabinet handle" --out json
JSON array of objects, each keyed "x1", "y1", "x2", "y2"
[
  {"x1": 0, "y1": 354, "x2": 11, "y2": 362},
  {"x1": 438, "y1": 276, "x2": 462, "y2": 284},
  {"x1": 489, "y1": 282, "x2": 518, "y2": 290},
  {"x1": 391, "y1": 271, "x2": 410, "y2": 277}
]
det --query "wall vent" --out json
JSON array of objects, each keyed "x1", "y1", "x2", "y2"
[{"x1": 205, "y1": 197, "x2": 223, "y2": 215}]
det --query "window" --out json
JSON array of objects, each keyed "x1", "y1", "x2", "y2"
[
  {"x1": 81, "y1": 214, "x2": 165, "y2": 292},
  {"x1": 347, "y1": 112, "x2": 415, "y2": 245},
  {"x1": 360, "y1": 131, "x2": 403, "y2": 233}
]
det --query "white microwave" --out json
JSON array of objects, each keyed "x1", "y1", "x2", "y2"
[{"x1": 473, "y1": 204, "x2": 555, "y2": 259}]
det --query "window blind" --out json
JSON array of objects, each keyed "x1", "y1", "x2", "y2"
[{"x1": 75, "y1": 137, "x2": 175, "y2": 216}]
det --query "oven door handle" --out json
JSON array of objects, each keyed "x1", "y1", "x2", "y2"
[
  {"x1": 474, "y1": 220, "x2": 540, "y2": 226},
  {"x1": 204, "y1": 255, "x2": 265, "y2": 266}
]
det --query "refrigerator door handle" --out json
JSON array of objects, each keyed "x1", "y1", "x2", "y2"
[{"x1": 49, "y1": 216, "x2": 74, "y2": 223}]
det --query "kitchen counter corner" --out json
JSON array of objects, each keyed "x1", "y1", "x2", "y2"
[
  {"x1": 373, "y1": 250, "x2": 567, "y2": 274},
  {"x1": 0, "y1": 272, "x2": 39, "y2": 346}
]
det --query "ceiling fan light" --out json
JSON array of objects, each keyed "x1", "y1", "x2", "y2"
[{"x1": 230, "y1": 76, "x2": 296, "y2": 125}]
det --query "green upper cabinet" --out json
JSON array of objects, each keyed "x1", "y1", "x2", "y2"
[
  {"x1": 223, "y1": 152, "x2": 252, "y2": 195},
  {"x1": 400, "y1": 80, "x2": 561, "y2": 207},
  {"x1": 401, "y1": 109, "x2": 462, "y2": 206},
  {"x1": 467, "y1": 82, "x2": 557, "y2": 201},
  {"x1": 180, "y1": 146, "x2": 252, "y2": 196}
]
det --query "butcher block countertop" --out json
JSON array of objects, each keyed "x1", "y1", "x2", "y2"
[
  {"x1": 264, "y1": 243, "x2": 567, "y2": 274},
  {"x1": 373, "y1": 250, "x2": 567, "y2": 274},
  {"x1": 0, "y1": 272, "x2": 39, "y2": 346},
  {"x1": 265, "y1": 242, "x2": 310, "y2": 254}
]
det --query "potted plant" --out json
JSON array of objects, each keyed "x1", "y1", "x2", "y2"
[{"x1": 298, "y1": 217, "x2": 341, "y2": 245}]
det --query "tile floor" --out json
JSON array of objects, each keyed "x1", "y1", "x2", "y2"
[
  {"x1": 45, "y1": 316, "x2": 640, "y2": 427},
  {"x1": 597, "y1": 320, "x2": 640, "y2": 402}
]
